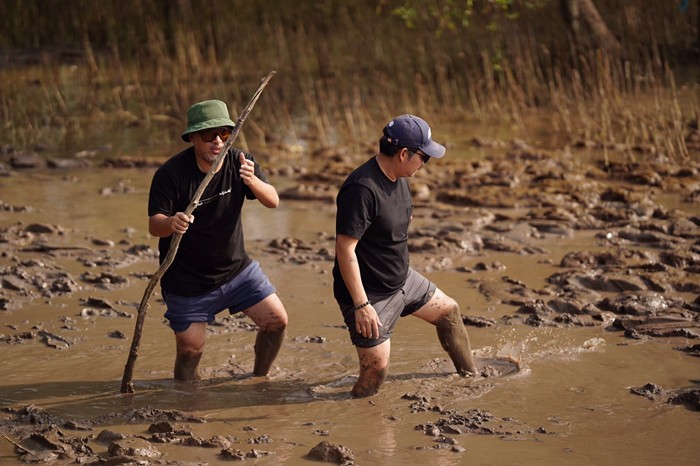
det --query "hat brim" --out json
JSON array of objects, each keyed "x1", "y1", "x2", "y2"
[
  {"x1": 421, "y1": 139, "x2": 446, "y2": 159},
  {"x1": 181, "y1": 117, "x2": 236, "y2": 142}
]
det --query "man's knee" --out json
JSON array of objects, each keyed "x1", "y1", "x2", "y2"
[
  {"x1": 175, "y1": 327, "x2": 206, "y2": 356},
  {"x1": 262, "y1": 305, "x2": 289, "y2": 332},
  {"x1": 433, "y1": 301, "x2": 461, "y2": 328},
  {"x1": 177, "y1": 346, "x2": 204, "y2": 359},
  {"x1": 360, "y1": 353, "x2": 387, "y2": 369},
  {"x1": 248, "y1": 294, "x2": 288, "y2": 332},
  {"x1": 274, "y1": 308, "x2": 289, "y2": 330},
  {"x1": 357, "y1": 346, "x2": 389, "y2": 374}
]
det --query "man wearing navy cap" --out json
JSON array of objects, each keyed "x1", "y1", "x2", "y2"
[{"x1": 333, "y1": 114, "x2": 479, "y2": 397}]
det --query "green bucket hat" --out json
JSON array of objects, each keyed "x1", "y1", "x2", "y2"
[{"x1": 181, "y1": 100, "x2": 236, "y2": 142}]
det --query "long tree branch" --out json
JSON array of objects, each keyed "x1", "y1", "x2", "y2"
[{"x1": 120, "y1": 71, "x2": 276, "y2": 394}]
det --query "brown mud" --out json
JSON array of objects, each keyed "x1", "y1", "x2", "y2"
[{"x1": 1, "y1": 130, "x2": 699, "y2": 464}]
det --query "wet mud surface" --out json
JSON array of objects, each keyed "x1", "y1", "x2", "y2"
[{"x1": 1, "y1": 133, "x2": 699, "y2": 464}]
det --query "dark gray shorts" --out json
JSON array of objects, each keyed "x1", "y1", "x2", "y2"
[
  {"x1": 339, "y1": 267, "x2": 436, "y2": 348},
  {"x1": 163, "y1": 260, "x2": 276, "y2": 333}
]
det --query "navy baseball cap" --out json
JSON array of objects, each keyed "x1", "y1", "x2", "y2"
[{"x1": 383, "y1": 114, "x2": 446, "y2": 159}]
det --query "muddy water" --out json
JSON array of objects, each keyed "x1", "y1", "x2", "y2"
[{"x1": 1, "y1": 164, "x2": 698, "y2": 465}]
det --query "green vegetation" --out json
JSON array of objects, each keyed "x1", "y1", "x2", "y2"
[{"x1": 0, "y1": 0, "x2": 697, "y2": 159}]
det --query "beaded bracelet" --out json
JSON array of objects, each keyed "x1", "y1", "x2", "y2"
[{"x1": 354, "y1": 300, "x2": 371, "y2": 310}]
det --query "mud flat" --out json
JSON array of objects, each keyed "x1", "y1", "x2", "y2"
[{"x1": 1, "y1": 135, "x2": 699, "y2": 464}]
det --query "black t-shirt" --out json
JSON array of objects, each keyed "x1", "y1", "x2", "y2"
[
  {"x1": 333, "y1": 157, "x2": 413, "y2": 304},
  {"x1": 147, "y1": 146, "x2": 268, "y2": 296}
]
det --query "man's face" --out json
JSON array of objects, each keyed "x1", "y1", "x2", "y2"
[
  {"x1": 403, "y1": 148, "x2": 429, "y2": 177},
  {"x1": 192, "y1": 126, "x2": 232, "y2": 165}
]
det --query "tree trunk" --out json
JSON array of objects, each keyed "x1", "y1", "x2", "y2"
[{"x1": 561, "y1": 0, "x2": 623, "y2": 56}]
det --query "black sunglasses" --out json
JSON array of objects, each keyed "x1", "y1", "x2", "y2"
[
  {"x1": 198, "y1": 127, "x2": 232, "y2": 142},
  {"x1": 408, "y1": 149, "x2": 430, "y2": 164}
]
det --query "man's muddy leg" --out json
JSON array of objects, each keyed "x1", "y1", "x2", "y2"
[
  {"x1": 352, "y1": 340, "x2": 390, "y2": 397},
  {"x1": 434, "y1": 305, "x2": 478, "y2": 374},
  {"x1": 174, "y1": 352, "x2": 203, "y2": 381},
  {"x1": 174, "y1": 322, "x2": 206, "y2": 381},
  {"x1": 245, "y1": 294, "x2": 288, "y2": 377},
  {"x1": 253, "y1": 328, "x2": 286, "y2": 376},
  {"x1": 414, "y1": 290, "x2": 479, "y2": 375}
]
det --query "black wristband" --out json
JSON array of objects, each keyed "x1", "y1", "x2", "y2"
[{"x1": 354, "y1": 300, "x2": 371, "y2": 310}]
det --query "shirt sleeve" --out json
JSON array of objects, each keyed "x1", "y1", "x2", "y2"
[
  {"x1": 336, "y1": 183, "x2": 375, "y2": 239},
  {"x1": 147, "y1": 167, "x2": 178, "y2": 217}
]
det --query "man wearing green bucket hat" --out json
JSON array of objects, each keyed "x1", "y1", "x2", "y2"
[{"x1": 148, "y1": 99, "x2": 288, "y2": 381}]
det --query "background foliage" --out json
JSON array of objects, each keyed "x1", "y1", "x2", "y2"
[{"x1": 0, "y1": 0, "x2": 697, "y2": 157}]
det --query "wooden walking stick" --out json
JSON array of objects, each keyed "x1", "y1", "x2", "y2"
[{"x1": 120, "y1": 71, "x2": 276, "y2": 394}]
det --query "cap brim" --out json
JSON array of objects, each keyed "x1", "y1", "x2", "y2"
[{"x1": 421, "y1": 139, "x2": 446, "y2": 158}]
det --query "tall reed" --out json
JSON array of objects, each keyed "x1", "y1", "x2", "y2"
[{"x1": 0, "y1": 0, "x2": 696, "y2": 161}]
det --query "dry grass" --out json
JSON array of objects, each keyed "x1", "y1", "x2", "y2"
[{"x1": 0, "y1": 0, "x2": 697, "y2": 160}]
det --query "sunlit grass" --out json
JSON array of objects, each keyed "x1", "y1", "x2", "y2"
[{"x1": 0, "y1": 1, "x2": 697, "y2": 162}]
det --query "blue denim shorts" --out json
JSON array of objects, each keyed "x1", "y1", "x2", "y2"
[
  {"x1": 339, "y1": 267, "x2": 436, "y2": 348},
  {"x1": 163, "y1": 260, "x2": 276, "y2": 332}
]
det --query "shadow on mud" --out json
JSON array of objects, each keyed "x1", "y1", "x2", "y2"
[{"x1": 0, "y1": 376, "x2": 328, "y2": 422}]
